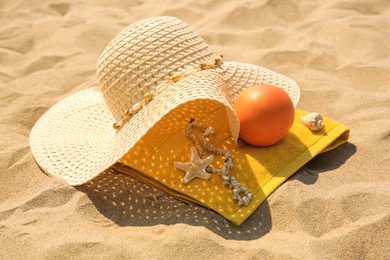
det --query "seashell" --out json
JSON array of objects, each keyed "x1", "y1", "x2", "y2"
[
  {"x1": 171, "y1": 74, "x2": 183, "y2": 83},
  {"x1": 231, "y1": 179, "x2": 240, "y2": 189},
  {"x1": 156, "y1": 81, "x2": 169, "y2": 92},
  {"x1": 300, "y1": 112, "x2": 324, "y2": 131},
  {"x1": 233, "y1": 187, "x2": 241, "y2": 194},
  {"x1": 223, "y1": 180, "x2": 230, "y2": 186},
  {"x1": 131, "y1": 101, "x2": 144, "y2": 112},
  {"x1": 242, "y1": 196, "x2": 250, "y2": 206},
  {"x1": 143, "y1": 92, "x2": 154, "y2": 102},
  {"x1": 241, "y1": 187, "x2": 248, "y2": 193},
  {"x1": 124, "y1": 109, "x2": 134, "y2": 116},
  {"x1": 233, "y1": 193, "x2": 241, "y2": 201},
  {"x1": 222, "y1": 174, "x2": 230, "y2": 181}
]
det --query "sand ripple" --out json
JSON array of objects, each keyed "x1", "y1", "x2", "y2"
[{"x1": 1, "y1": 0, "x2": 389, "y2": 258}]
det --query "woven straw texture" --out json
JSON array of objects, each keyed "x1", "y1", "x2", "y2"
[{"x1": 30, "y1": 16, "x2": 300, "y2": 185}]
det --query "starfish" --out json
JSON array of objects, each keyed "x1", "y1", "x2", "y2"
[{"x1": 174, "y1": 147, "x2": 214, "y2": 184}]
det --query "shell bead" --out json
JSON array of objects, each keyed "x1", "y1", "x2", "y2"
[
  {"x1": 177, "y1": 118, "x2": 253, "y2": 207},
  {"x1": 301, "y1": 112, "x2": 324, "y2": 131}
]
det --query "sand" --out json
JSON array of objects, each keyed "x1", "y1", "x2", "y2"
[{"x1": 1, "y1": 0, "x2": 390, "y2": 259}]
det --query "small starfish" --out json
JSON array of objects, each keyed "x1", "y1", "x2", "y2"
[{"x1": 174, "y1": 147, "x2": 214, "y2": 184}]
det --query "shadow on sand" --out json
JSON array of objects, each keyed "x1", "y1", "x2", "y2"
[{"x1": 78, "y1": 142, "x2": 356, "y2": 240}]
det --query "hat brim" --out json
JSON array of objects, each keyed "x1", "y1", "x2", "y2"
[{"x1": 30, "y1": 61, "x2": 300, "y2": 185}]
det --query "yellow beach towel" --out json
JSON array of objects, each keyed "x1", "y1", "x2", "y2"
[{"x1": 116, "y1": 105, "x2": 350, "y2": 226}]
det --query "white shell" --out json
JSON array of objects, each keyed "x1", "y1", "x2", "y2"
[
  {"x1": 131, "y1": 101, "x2": 144, "y2": 112},
  {"x1": 301, "y1": 112, "x2": 324, "y2": 131},
  {"x1": 242, "y1": 196, "x2": 250, "y2": 206}
]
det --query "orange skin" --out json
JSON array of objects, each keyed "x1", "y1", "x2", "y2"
[{"x1": 233, "y1": 84, "x2": 295, "y2": 146}]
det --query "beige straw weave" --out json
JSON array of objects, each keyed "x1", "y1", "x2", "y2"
[{"x1": 30, "y1": 16, "x2": 300, "y2": 185}]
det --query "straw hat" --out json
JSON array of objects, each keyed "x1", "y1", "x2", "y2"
[{"x1": 30, "y1": 16, "x2": 300, "y2": 186}]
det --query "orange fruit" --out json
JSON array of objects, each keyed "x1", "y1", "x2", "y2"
[{"x1": 233, "y1": 84, "x2": 295, "y2": 146}]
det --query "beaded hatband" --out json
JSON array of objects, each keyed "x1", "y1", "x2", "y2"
[
  {"x1": 113, "y1": 55, "x2": 223, "y2": 130},
  {"x1": 174, "y1": 118, "x2": 253, "y2": 207}
]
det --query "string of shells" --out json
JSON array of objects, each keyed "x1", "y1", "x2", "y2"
[
  {"x1": 113, "y1": 55, "x2": 223, "y2": 130},
  {"x1": 187, "y1": 119, "x2": 253, "y2": 207}
]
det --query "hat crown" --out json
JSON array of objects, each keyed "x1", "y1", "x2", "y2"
[{"x1": 97, "y1": 16, "x2": 215, "y2": 121}]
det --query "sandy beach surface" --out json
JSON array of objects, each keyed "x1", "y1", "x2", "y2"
[{"x1": 1, "y1": 0, "x2": 389, "y2": 259}]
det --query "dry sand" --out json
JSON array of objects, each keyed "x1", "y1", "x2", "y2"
[{"x1": 1, "y1": 0, "x2": 390, "y2": 259}]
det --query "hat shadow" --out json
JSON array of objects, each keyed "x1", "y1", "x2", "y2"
[
  {"x1": 77, "y1": 140, "x2": 355, "y2": 241},
  {"x1": 78, "y1": 167, "x2": 272, "y2": 240},
  {"x1": 289, "y1": 142, "x2": 357, "y2": 184},
  {"x1": 76, "y1": 97, "x2": 354, "y2": 240}
]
